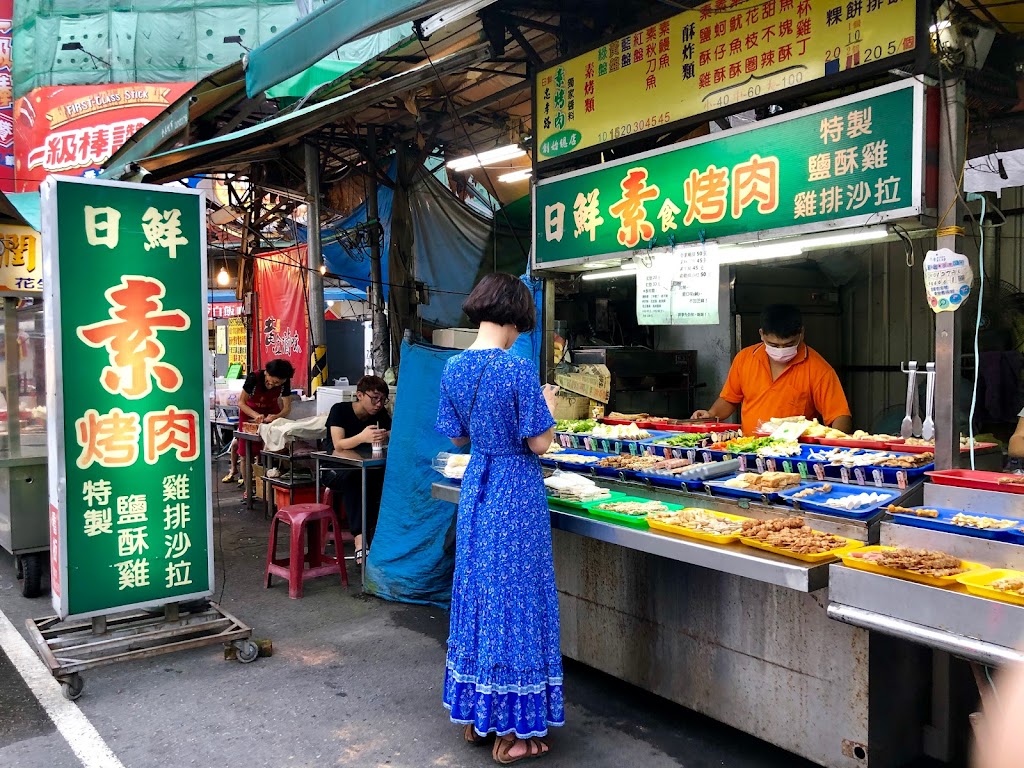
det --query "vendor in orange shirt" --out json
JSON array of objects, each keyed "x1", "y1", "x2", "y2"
[{"x1": 692, "y1": 304, "x2": 853, "y2": 435}]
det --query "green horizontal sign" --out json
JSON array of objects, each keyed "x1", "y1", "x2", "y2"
[{"x1": 533, "y1": 81, "x2": 922, "y2": 267}]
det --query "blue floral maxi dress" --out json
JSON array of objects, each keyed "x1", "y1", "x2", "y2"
[{"x1": 435, "y1": 348, "x2": 565, "y2": 738}]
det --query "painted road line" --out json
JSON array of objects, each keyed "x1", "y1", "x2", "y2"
[{"x1": 0, "y1": 608, "x2": 124, "y2": 768}]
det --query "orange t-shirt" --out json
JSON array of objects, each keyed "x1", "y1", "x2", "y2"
[{"x1": 720, "y1": 343, "x2": 851, "y2": 434}]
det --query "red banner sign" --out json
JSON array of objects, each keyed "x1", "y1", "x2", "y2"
[
  {"x1": 254, "y1": 248, "x2": 309, "y2": 392},
  {"x1": 0, "y1": 0, "x2": 13, "y2": 193},
  {"x1": 14, "y1": 82, "x2": 192, "y2": 192}
]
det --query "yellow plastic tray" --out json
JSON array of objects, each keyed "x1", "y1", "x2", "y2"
[
  {"x1": 956, "y1": 569, "x2": 1024, "y2": 606},
  {"x1": 647, "y1": 508, "x2": 751, "y2": 545},
  {"x1": 840, "y1": 545, "x2": 988, "y2": 588},
  {"x1": 739, "y1": 533, "x2": 863, "y2": 563}
]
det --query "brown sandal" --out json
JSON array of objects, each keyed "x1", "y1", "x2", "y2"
[
  {"x1": 464, "y1": 724, "x2": 489, "y2": 745},
  {"x1": 492, "y1": 735, "x2": 549, "y2": 764}
]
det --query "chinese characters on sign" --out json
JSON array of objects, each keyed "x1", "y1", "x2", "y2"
[
  {"x1": 0, "y1": 225, "x2": 41, "y2": 295},
  {"x1": 635, "y1": 243, "x2": 721, "y2": 325},
  {"x1": 536, "y1": 0, "x2": 918, "y2": 161},
  {"x1": 923, "y1": 248, "x2": 973, "y2": 313},
  {"x1": 44, "y1": 177, "x2": 210, "y2": 618},
  {"x1": 534, "y1": 82, "x2": 921, "y2": 268}
]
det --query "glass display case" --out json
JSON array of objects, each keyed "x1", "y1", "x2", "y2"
[{"x1": 0, "y1": 297, "x2": 49, "y2": 597}]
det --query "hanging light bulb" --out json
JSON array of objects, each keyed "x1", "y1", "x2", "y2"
[
  {"x1": 320, "y1": 262, "x2": 327, "y2": 276},
  {"x1": 217, "y1": 266, "x2": 229, "y2": 286}
]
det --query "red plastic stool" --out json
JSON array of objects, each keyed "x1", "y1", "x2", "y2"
[
  {"x1": 264, "y1": 499, "x2": 348, "y2": 598},
  {"x1": 318, "y1": 489, "x2": 355, "y2": 560}
]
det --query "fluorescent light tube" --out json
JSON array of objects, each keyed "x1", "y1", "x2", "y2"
[
  {"x1": 447, "y1": 144, "x2": 526, "y2": 172},
  {"x1": 581, "y1": 268, "x2": 636, "y2": 281},
  {"x1": 498, "y1": 169, "x2": 532, "y2": 183}
]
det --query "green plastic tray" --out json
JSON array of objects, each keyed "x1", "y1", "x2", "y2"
[
  {"x1": 547, "y1": 490, "x2": 627, "y2": 512},
  {"x1": 584, "y1": 497, "x2": 683, "y2": 528}
]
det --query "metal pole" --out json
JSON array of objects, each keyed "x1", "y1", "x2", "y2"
[
  {"x1": 934, "y1": 79, "x2": 965, "y2": 470},
  {"x1": 4, "y1": 297, "x2": 19, "y2": 454},
  {"x1": 305, "y1": 142, "x2": 328, "y2": 393},
  {"x1": 366, "y1": 128, "x2": 390, "y2": 375}
]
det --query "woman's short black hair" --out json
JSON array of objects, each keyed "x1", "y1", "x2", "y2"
[
  {"x1": 462, "y1": 273, "x2": 536, "y2": 332},
  {"x1": 265, "y1": 358, "x2": 296, "y2": 379},
  {"x1": 760, "y1": 304, "x2": 803, "y2": 339}
]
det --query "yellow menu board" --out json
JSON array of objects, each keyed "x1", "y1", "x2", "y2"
[
  {"x1": 227, "y1": 317, "x2": 247, "y2": 374},
  {"x1": 536, "y1": 0, "x2": 918, "y2": 161},
  {"x1": 0, "y1": 225, "x2": 41, "y2": 295}
]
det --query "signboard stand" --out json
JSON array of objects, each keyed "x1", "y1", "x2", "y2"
[
  {"x1": 25, "y1": 602, "x2": 257, "y2": 700},
  {"x1": 27, "y1": 175, "x2": 260, "y2": 698}
]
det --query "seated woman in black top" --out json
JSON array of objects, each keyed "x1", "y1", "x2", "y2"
[
  {"x1": 325, "y1": 375, "x2": 392, "y2": 560},
  {"x1": 225, "y1": 359, "x2": 295, "y2": 490}
]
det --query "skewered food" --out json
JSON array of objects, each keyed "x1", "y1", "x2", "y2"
[
  {"x1": 648, "y1": 508, "x2": 746, "y2": 535},
  {"x1": 555, "y1": 419, "x2": 597, "y2": 434},
  {"x1": 597, "y1": 454, "x2": 660, "y2": 471},
  {"x1": 991, "y1": 577, "x2": 1024, "y2": 596},
  {"x1": 886, "y1": 505, "x2": 939, "y2": 518},
  {"x1": 757, "y1": 441, "x2": 802, "y2": 456},
  {"x1": 792, "y1": 484, "x2": 832, "y2": 499},
  {"x1": 949, "y1": 513, "x2": 1017, "y2": 530},
  {"x1": 594, "y1": 500, "x2": 667, "y2": 516},
  {"x1": 874, "y1": 452, "x2": 933, "y2": 468},
  {"x1": 650, "y1": 433, "x2": 708, "y2": 448},
  {"x1": 724, "y1": 472, "x2": 802, "y2": 492},
  {"x1": 544, "y1": 473, "x2": 611, "y2": 502},
  {"x1": 824, "y1": 492, "x2": 889, "y2": 511},
  {"x1": 848, "y1": 547, "x2": 966, "y2": 577},
  {"x1": 997, "y1": 475, "x2": 1024, "y2": 486},
  {"x1": 591, "y1": 423, "x2": 651, "y2": 440},
  {"x1": 740, "y1": 516, "x2": 849, "y2": 554},
  {"x1": 544, "y1": 452, "x2": 599, "y2": 465}
]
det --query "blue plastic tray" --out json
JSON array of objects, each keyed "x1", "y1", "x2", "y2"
[
  {"x1": 640, "y1": 435, "x2": 714, "y2": 459},
  {"x1": 636, "y1": 470, "x2": 707, "y2": 491},
  {"x1": 555, "y1": 430, "x2": 677, "y2": 456},
  {"x1": 801, "y1": 447, "x2": 933, "y2": 486},
  {"x1": 539, "y1": 449, "x2": 607, "y2": 473},
  {"x1": 888, "y1": 506, "x2": 1024, "y2": 544},
  {"x1": 703, "y1": 476, "x2": 801, "y2": 502},
  {"x1": 777, "y1": 482, "x2": 900, "y2": 519}
]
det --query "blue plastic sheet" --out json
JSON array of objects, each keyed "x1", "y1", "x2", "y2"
[
  {"x1": 365, "y1": 340, "x2": 462, "y2": 607},
  {"x1": 508, "y1": 273, "x2": 543, "y2": 370}
]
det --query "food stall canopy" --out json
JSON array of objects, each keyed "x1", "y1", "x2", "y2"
[
  {"x1": 244, "y1": 0, "x2": 478, "y2": 97},
  {"x1": 131, "y1": 43, "x2": 490, "y2": 182},
  {"x1": 0, "y1": 192, "x2": 39, "y2": 230},
  {"x1": 264, "y1": 25, "x2": 413, "y2": 100},
  {"x1": 100, "y1": 61, "x2": 247, "y2": 181}
]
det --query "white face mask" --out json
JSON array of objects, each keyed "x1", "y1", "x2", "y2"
[{"x1": 765, "y1": 344, "x2": 799, "y2": 363}]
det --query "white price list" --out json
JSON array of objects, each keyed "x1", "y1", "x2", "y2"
[{"x1": 636, "y1": 243, "x2": 719, "y2": 326}]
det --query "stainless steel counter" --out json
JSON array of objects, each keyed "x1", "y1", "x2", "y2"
[
  {"x1": 827, "y1": 517, "x2": 1024, "y2": 665},
  {"x1": 431, "y1": 481, "x2": 831, "y2": 591}
]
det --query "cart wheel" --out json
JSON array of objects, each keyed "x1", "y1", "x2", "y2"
[
  {"x1": 21, "y1": 554, "x2": 44, "y2": 599},
  {"x1": 61, "y1": 674, "x2": 84, "y2": 701},
  {"x1": 236, "y1": 640, "x2": 259, "y2": 664}
]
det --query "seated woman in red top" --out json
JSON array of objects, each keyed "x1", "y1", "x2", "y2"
[{"x1": 227, "y1": 359, "x2": 295, "y2": 493}]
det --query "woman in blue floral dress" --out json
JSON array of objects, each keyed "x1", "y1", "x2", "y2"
[{"x1": 436, "y1": 273, "x2": 563, "y2": 764}]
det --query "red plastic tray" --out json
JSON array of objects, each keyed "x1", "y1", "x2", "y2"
[
  {"x1": 886, "y1": 441, "x2": 998, "y2": 455},
  {"x1": 815, "y1": 437, "x2": 892, "y2": 451},
  {"x1": 927, "y1": 469, "x2": 1024, "y2": 495},
  {"x1": 641, "y1": 421, "x2": 738, "y2": 433},
  {"x1": 599, "y1": 418, "x2": 638, "y2": 426}
]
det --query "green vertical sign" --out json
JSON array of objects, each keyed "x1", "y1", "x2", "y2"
[
  {"x1": 42, "y1": 176, "x2": 212, "y2": 619},
  {"x1": 533, "y1": 81, "x2": 923, "y2": 269}
]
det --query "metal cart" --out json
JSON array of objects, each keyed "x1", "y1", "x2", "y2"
[{"x1": 0, "y1": 298, "x2": 49, "y2": 598}]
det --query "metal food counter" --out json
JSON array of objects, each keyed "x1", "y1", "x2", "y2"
[
  {"x1": 828, "y1": 483, "x2": 1024, "y2": 666},
  {"x1": 431, "y1": 477, "x2": 933, "y2": 768}
]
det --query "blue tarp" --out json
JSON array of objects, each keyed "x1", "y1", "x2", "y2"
[
  {"x1": 365, "y1": 340, "x2": 461, "y2": 607},
  {"x1": 508, "y1": 273, "x2": 543, "y2": 370},
  {"x1": 296, "y1": 160, "x2": 395, "y2": 300}
]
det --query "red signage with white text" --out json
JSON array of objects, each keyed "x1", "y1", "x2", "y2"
[
  {"x1": 14, "y1": 82, "x2": 192, "y2": 192},
  {"x1": 254, "y1": 248, "x2": 310, "y2": 392},
  {"x1": 0, "y1": 0, "x2": 14, "y2": 192},
  {"x1": 208, "y1": 302, "x2": 244, "y2": 319}
]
